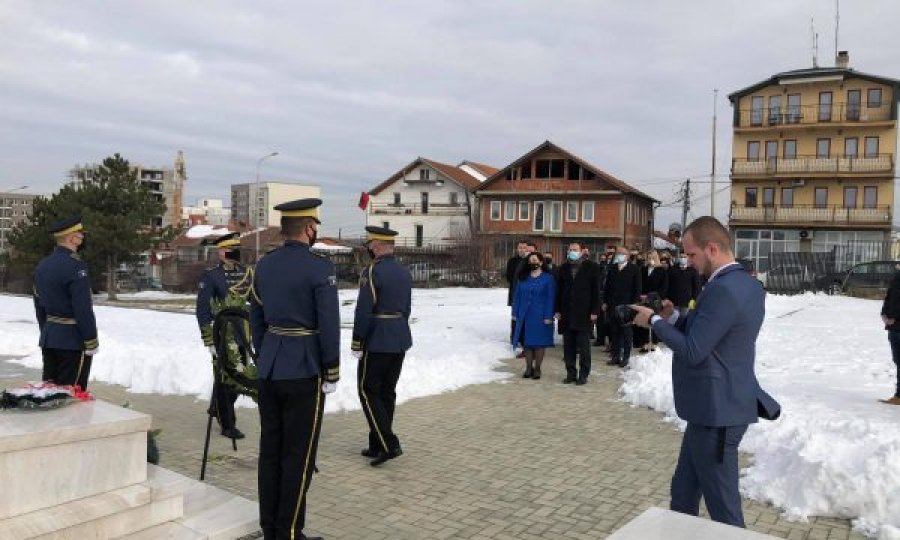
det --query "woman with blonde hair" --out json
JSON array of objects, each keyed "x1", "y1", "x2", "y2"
[{"x1": 635, "y1": 250, "x2": 668, "y2": 353}]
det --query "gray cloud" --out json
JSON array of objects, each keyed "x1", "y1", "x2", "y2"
[{"x1": 1, "y1": 0, "x2": 899, "y2": 234}]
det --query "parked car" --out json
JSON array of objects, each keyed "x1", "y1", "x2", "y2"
[
  {"x1": 765, "y1": 264, "x2": 814, "y2": 292},
  {"x1": 841, "y1": 261, "x2": 900, "y2": 296}
]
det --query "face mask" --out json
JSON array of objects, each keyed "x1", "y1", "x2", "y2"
[
  {"x1": 679, "y1": 257, "x2": 688, "y2": 266},
  {"x1": 567, "y1": 251, "x2": 580, "y2": 262},
  {"x1": 614, "y1": 254, "x2": 626, "y2": 264},
  {"x1": 529, "y1": 262, "x2": 541, "y2": 270}
]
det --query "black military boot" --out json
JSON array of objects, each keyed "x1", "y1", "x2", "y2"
[
  {"x1": 221, "y1": 427, "x2": 245, "y2": 440},
  {"x1": 361, "y1": 447, "x2": 379, "y2": 458},
  {"x1": 370, "y1": 447, "x2": 403, "y2": 467}
]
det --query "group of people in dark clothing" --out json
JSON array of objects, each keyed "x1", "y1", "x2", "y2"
[{"x1": 506, "y1": 240, "x2": 702, "y2": 383}]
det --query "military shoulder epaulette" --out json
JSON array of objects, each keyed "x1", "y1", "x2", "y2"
[
  {"x1": 312, "y1": 251, "x2": 328, "y2": 259},
  {"x1": 69, "y1": 252, "x2": 82, "y2": 261}
]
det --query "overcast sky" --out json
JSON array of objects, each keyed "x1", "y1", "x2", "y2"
[{"x1": 2, "y1": 0, "x2": 899, "y2": 235}]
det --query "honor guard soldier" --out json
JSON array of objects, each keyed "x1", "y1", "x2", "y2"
[
  {"x1": 352, "y1": 226, "x2": 413, "y2": 467},
  {"x1": 250, "y1": 198, "x2": 339, "y2": 540},
  {"x1": 196, "y1": 232, "x2": 252, "y2": 440},
  {"x1": 32, "y1": 217, "x2": 99, "y2": 389}
]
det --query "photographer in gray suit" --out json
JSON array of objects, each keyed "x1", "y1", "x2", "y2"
[{"x1": 631, "y1": 217, "x2": 780, "y2": 528}]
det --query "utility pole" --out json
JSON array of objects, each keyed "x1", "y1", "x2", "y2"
[
  {"x1": 680, "y1": 178, "x2": 691, "y2": 233},
  {"x1": 710, "y1": 88, "x2": 718, "y2": 218}
]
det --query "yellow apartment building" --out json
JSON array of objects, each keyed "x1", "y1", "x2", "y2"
[{"x1": 727, "y1": 51, "x2": 899, "y2": 272}]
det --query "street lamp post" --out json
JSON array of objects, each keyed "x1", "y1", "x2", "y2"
[
  {"x1": 0, "y1": 185, "x2": 29, "y2": 253},
  {"x1": 254, "y1": 152, "x2": 279, "y2": 261}
]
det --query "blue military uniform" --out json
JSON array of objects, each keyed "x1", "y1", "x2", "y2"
[
  {"x1": 196, "y1": 232, "x2": 253, "y2": 439},
  {"x1": 249, "y1": 199, "x2": 338, "y2": 540},
  {"x1": 352, "y1": 226, "x2": 412, "y2": 466},
  {"x1": 32, "y1": 217, "x2": 98, "y2": 389}
]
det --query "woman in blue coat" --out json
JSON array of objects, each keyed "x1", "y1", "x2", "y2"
[{"x1": 512, "y1": 252, "x2": 557, "y2": 379}]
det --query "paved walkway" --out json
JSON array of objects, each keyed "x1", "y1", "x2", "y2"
[{"x1": 1, "y1": 351, "x2": 864, "y2": 540}]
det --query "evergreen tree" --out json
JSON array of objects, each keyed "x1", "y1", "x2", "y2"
[{"x1": 7, "y1": 154, "x2": 165, "y2": 300}]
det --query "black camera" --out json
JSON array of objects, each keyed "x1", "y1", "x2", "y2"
[{"x1": 613, "y1": 292, "x2": 664, "y2": 325}]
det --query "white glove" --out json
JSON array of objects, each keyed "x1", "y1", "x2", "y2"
[
  {"x1": 207, "y1": 345, "x2": 217, "y2": 356},
  {"x1": 351, "y1": 350, "x2": 362, "y2": 359},
  {"x1": 322, "y1": 381, "x2": 337, "y2": 394},
  {"x1": 85, "y1": 347, "x2": 98, "y2": 356}
]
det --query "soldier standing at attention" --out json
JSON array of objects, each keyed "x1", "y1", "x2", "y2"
[
  {"x1": 196, "y1": 232, "x2": 252, "y2": 440},
  {"x1": 250, "y1": 199, "x2": 339, "y2": 540},
  {"x1": 33, "y1": 217, "x2": 98, "y2": 389},
  {"x1": 352, "y1": 226, "x2": 412, "y2": 467}
]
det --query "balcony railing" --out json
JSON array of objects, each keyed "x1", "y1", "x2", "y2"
[
  {"x1": 732, "y1": 154, "x2": 893, "y2": 176},
  {"x1": 370, "y1": 202, "x2": 469, "y2": 216},
  {"x1": 737, "y1": 103, "x2": 892, "y2": 128},
  {"x1": 730, "y1": 204, "x2": 891, "y2": 225}
]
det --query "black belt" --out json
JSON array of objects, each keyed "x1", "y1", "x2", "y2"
[
  {"x1": 373, "y1": 312, "x2": 402, "y2": 319},
  {"x1": 47, "y1": 315, "x2": 77, "y2": 325},
  {"x1": 267, "y1": 325, "x2": 319, "y2": 337}
]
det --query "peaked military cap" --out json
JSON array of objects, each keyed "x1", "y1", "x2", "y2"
[
  {"x1": 274, "y1": 198, "x2": 322, "y2": 223},
  {"x1": 212, "y1": 232, "x2": 241, "y2": 249},
  {"x1": 50, "y1": 216, "x2": 84, "y2": 237},
  {"x1": 365, "y1": 225, "x2": 398, "y2": 242}
]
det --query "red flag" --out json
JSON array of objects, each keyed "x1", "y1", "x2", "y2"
[{"x1": 358, "y1": 191, "x2": 370, "y2": 210}]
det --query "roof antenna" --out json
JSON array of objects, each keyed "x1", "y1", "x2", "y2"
[
  {"x1": 810, "y1": 17, "x2": 819, "y2": 68},
  {"x1": 834, "y1": 0, "x2": 840, "y2": 63}
]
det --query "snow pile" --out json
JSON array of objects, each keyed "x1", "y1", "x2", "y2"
[
  {"x1": 106, "y1": 291, "x2": 196, "y2": 301},
  {"x1": 185, "y1": 224, "x2": 231, "y2": 238},
  {"x1": 620, "y1": 293, "x2": 900, "y2": 538},
  {"x1": 0, "y1": 288, "x2": 510, "y2": 414}
]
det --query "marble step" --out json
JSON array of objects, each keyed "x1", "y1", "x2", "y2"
[
  {"x1": 607, "y1": 507, "x2": 779, "y2": 539},
  {"x1": 0, "y1": 400, "x2": 151, "y2": 519},
  {"x1": 127, "y1": 465, "x2": 259, "y2": 540},
  {"x1": 0, "y1": 460, "x2": 189, "y2": 539}
]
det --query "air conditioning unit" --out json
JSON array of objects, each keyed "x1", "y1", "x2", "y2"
[{"x1": 791, "y1": 179, "x2": 806, "y2": 187}]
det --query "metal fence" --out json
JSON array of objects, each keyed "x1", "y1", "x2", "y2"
[{"x1": 766, "y1": 240, "x2": 900, "y2": 295}]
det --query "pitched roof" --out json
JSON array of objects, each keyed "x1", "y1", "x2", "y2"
[
  {"x1": 368, "y1": 157, "x2": 483, "y2": 195},
  {"x1": 458, "y1": 160, "x2": 500, "y2": 177},
  {"x1": 476, "y1": 140, "x2": 659, "y2": 202},
  {"x1": 728, "y1": 66, "x2": 900, "y2": 102}
]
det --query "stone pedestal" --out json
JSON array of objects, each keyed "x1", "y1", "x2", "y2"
[
  {"x1": 608, "y1": 507, "x2": 779, "y2": 539},
  {"x1": 0, "y1": 400, "x2": 257, "y2": 539}
]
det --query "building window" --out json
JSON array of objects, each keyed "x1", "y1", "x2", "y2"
[
  {"x1": 533, "y1": 201, "x2": 545, "y2": 231},
  {"x1": 393, "y1": 192, "x2": 401, "y2": 205},
  {"x1": 765, "y1": 141, "x2": 778, "y2": 163},
  {"x1": 783, "y1": 140, "x2": 797, "y2": 159},
  {"x1": 844, "y1": 137, "x2": 858, "y2": 158},
  {"x1": 868, "y1": 88, "x2": 883, "y2": 108},
  {"x1": 535, "y1": 160, "x2": 550, "y2": 178},
  {"x1": 844, "y1": 187, "x2": 858, "y2": 208},
  {"x1": 763, "y1": 187, "x2": 775, "y2": 207},
  {"x1": 567, "y1": 160, "x2": 581, "y2": 180},
  {"x1": 549, "y1": 159, "x2": 565, "y2": 178},
  {"x1": 565, "y1": 201, "x2": 578, "y2": 222},
  {"x1": 449, "y1": 192, "x2": 458, "y2": 205},
  {"x1": 750, "y1": 96, "x2": 764, "y2": 126},
  {"x1": 815, "y1": 187, "x2": 828, "y2": 208},
  {"x1": 549, "y1": 201, "x2": 562, "y2": 232},
  {"x1": 419, "y1": 169, "x2": 431, "y2": 180},
  {"x1": 518, "y1": 201, "x2": 530, "y2": 221},
  {"x1": 864, "y1": 136, "x2": 879, "y2": 158},
  {"x1": 521, "y1": 162, "x2": 532, "y2": 179},
  {"x1": 745, "y1": 187, "x2": 758, "y2": 208},
  {"x1": 382, "y1": 221, "x2": 390, "y2": 229},
  {"x1": 781, "y1": 188, "x2": 794, "y2": 208},
  {"x1": 816, "y1": 138, "x2": 831, "y2": 159},
  {"x1": 847, "y1": 89, "x2": 861, "y2": 120},
  {"x1": 504, "y1": 200, "x2": 516, "y2": 220},
  {"x1": 747, "y1": 141, "x2": 761, "y2": 161},
  {"x1": 490, "y1": 201, "x2": 501, "y2": 220},
  {"x1": 768, "y1": 95, "x2": 782, "y2": 125},
  {"x1": 818, "y1": 91, "x2": 833, "y2": 122},
  {"x1": 415, "y1": 225, "x2": 424, "y2": 247},
  {"x1": 864, "y1": 186, "x2": 878, "y2": 208},
  {"x1": 787, "y1": 94, "x2": 801, "y2": 123},
  {"x1": 582, "y1": 201, "x2": 595, "y2": 222}
]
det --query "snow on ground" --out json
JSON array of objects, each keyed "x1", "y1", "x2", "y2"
[
  {"x1": 101, "y1": 291, "x2": 197, "y2": 301},
  {"x1": 620, "y1": 293, "x2": 900, "y2": 539},
  {"x1": 0, "y1": 289, "x2": 510, "y2": 415}
]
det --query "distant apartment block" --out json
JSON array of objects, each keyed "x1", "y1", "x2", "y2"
[
  {"x1": 68, "y1": 150, "x2": 188, "y2": 229},
  {"x1": 182, "y1": 198, "x2": 231, "y2": 227},
  {"x1": 0, "y1": 191, "x2": 37, "y2": 252},
  {"x1": 230, "y1": 182, "x2": 321, "y2": 228},
  {"x1": 727, "y1": 51, "x2": 900, "y2": 271}
]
